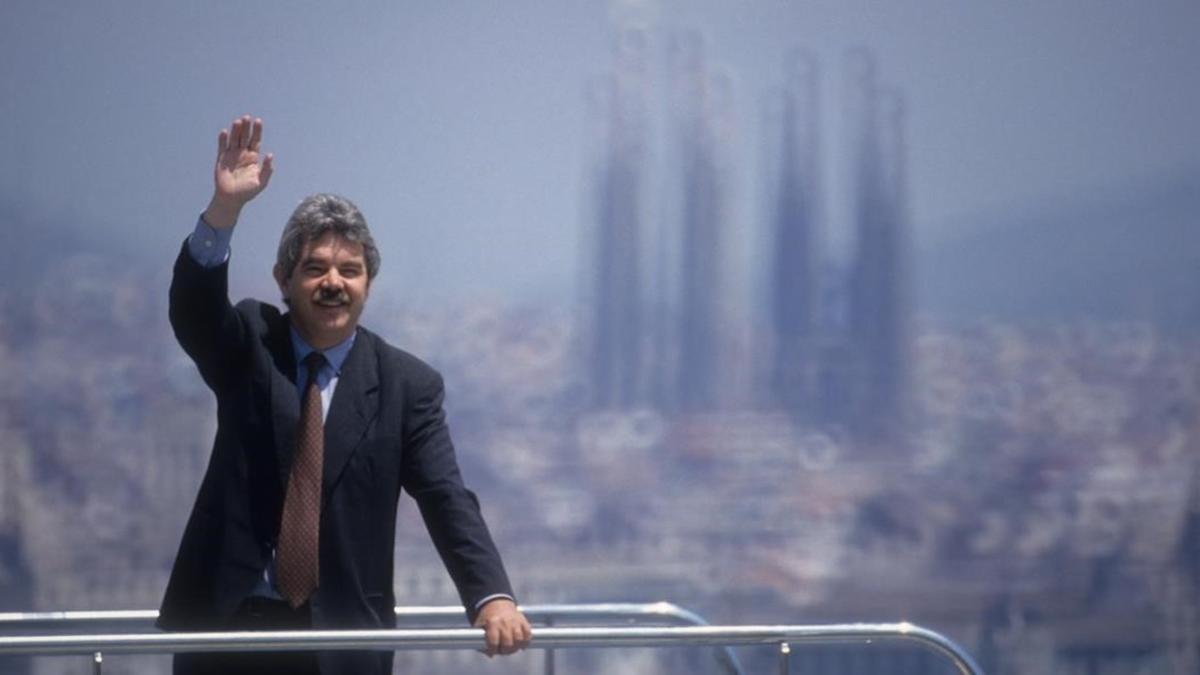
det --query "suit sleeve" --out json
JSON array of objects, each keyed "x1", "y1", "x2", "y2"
[
  {"x1": 169, "y1": 238, "x2": 250, "y2": 393},
  {"x1": 400, "y1": 367, "x2": 515, "y2": 623}
]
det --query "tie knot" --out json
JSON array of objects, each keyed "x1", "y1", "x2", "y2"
[
  {"x1": 303, "y1": 351, "x2": 326, "y2": 370},
  {"x1": 302, "y1": 351, "x2": 327, "y2": 385}
]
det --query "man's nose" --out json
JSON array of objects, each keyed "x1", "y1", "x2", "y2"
[{"x1": 320, "y1": 270, "x2": 343, "y2": 288}]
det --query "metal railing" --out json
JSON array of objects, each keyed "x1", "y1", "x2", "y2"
[
  {"x1": 0, "y1": 607, "x2": 985, "y2": 675},
  {"x1": 0, "y1": 601, "x2": 728, "y2": 631},
  {"x1": 0, "y1": 602, "x2": 743, "y2": 675}
]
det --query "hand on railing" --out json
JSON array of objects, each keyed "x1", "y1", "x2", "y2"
[{"x1": 473, "y1": 598, "x2": 532, "y2": 656}]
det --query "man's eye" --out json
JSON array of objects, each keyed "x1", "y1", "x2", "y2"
[{"x1": 340, "y1": 267, "x2": 362, "y2": 278}]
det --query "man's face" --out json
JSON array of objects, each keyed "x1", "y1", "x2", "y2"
[{"x1": 274, "y1": 232, "x2": 370, "y2": 350}]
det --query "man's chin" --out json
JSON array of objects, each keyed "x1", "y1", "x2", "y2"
[
  {"x1": 312, "y1": 305, "x2": 351, "y2": 322},
  {"x1": 293, "y1": 308, "x2": 357, "y2": 345},
  {"x1": 318, "y1": 314, "x2": 350, "y2": 331}
]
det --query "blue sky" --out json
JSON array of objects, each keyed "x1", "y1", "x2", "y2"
[{"x1": 2, "y1": 0, "x2": 1197, "y2": 306}]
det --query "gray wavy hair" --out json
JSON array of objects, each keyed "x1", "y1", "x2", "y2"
[{"x1": 276, "y1": 193, "x2": 381, "y2": 279}]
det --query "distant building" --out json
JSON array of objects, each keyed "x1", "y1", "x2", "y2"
[
  {"x1": 588, "y1": 30, "x2": 650, "y2": 410},
  {"x1": 768, "y1": 51, "x2": 821, "y2": 417},
  {"x1": 586, "y1": 43, "x2": 912, "y2": 437},
  {"x1": 843, "y1": 51, "x2": 911, "y2": 437},
  {"x1": 673, "y1": 41, "x2": 731, "y2": 413},
  {"x1": 760, "y1": 49, "x2": 912, "y2": 439}
]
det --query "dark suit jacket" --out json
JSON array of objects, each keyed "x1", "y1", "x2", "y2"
[{"x1": 159, "y1": 242, "x2": 514, "y2": 674}]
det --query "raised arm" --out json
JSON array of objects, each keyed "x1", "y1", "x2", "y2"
[
  {"x1": 203, "y1": 115, "x2": 275, "y2": 229},
  {"x1": 169, "y1": 115, "x2": 273, "y2": 391}
]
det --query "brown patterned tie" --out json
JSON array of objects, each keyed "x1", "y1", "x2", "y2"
[{"x1": 277, "y1": 351, "x2": 326, "y2": 608}]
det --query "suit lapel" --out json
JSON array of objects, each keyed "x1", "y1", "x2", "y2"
[
  {"x1": 322, "y1": 330, "x2": 380, "y2": 498},
  {"x1": 269, "y1": 317, "x2": 300, "y2": 489}
]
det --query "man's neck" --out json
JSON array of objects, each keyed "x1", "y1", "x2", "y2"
[
  {"x1": 290, "y1": 322, "x2": 357, "y2": 352},
  {"x1": 290, "y1": 323, "x2": 357, "y2": 357}
]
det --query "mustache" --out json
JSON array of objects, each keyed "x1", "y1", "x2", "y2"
[{"x1": 313, "y1": 287, "x2": 351, "y2": 306}]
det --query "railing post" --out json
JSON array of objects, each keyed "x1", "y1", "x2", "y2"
[
  {"x1": 543, "y1": 616, "x2": 555, "y2": 675},
  {"x1": 92, "y1": 651, "x2": 103, "y2": 675},
  {"x1": 778, "y1": 641, "x2": 790, "y2": 675}
]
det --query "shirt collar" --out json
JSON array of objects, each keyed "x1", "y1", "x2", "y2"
[{"x1": 290, "y1": 327, "x2": 357, "y2": 376}]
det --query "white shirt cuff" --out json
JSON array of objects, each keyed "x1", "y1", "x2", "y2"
[{"x1": 473, "y1": 593, "x2": 515, "y2": 611}]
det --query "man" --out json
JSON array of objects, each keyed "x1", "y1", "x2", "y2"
[{"x1": 159, "y1": 115, "x2": 531, "y2": 675}]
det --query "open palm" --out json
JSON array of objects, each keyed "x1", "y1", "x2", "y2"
[{"x1": 213, "y1": 115, "x2": 274, "y2": 207}]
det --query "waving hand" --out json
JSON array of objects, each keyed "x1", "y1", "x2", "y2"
[{"x1": 204, "y1": 115, "x2": 274, "y2": 229}]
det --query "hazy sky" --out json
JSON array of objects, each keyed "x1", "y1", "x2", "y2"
[{"x1": 2, "y1": 0, "x2": 1197, "y2": 306}]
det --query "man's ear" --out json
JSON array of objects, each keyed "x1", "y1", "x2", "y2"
[{"x1": 273, "y1": 264, "x2": 288, "y2": 298}]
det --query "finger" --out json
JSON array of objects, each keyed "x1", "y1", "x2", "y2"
[
  {"x1": 240, "y1": 114, "x2": 253, "y2": 147},
  {"x1": 260, "y1": 153, "x2": 275, "y2": 186},
  {"x1": 248, "y1": 117, "x2": 263, "y2": 151},
  {"x1": 500, "y1": 630, "x2": 518, "y2": 655},
  {"x1": 228, "y1": 118, "x2": 242, "y2": 151},
  {"x1": 504, "y1": 620, "x2": 527, "y2": 654},
  {"x1": 231, "y1": 115, "x2": 247, "y2": 149},
  {"x1": 217, "y1": 129, "x2": 229, "y2": 157},
  {"x1": 484, "y1": 623, "x2": 500, "y2": 657},
  {"x1": 494, "y1": 625, "x2": 514, "y2": 655}
]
